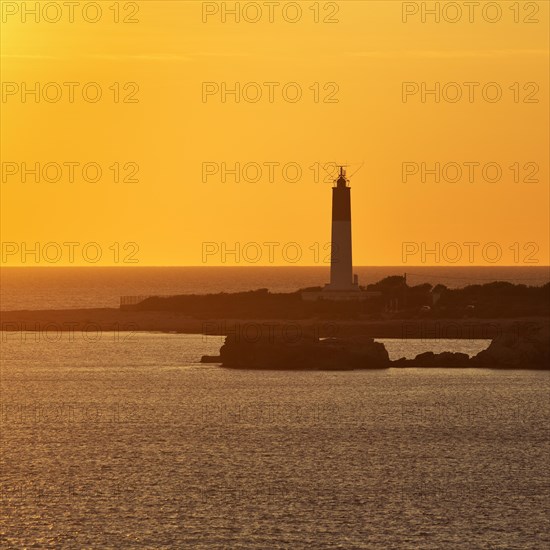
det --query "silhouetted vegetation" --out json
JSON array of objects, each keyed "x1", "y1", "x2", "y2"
[
  {"x1": 435, "y1": 281, "x2": 550, "y2": 318},
  {"x1": 132, "y1": 278, "x2": 550, "y2": 319}
]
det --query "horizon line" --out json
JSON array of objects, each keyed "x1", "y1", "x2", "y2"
[{"x1": 2, "y1": 265, "x2": 550, "y2": 269}]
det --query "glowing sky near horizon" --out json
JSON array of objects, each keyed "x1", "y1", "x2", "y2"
[{"x1": 1, "y1": 1, "x2": 548, "y2": 266}]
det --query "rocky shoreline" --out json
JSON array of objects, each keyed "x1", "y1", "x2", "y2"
[{"x1": 202, "y1": 322, "x2": 550, "y2": 370}]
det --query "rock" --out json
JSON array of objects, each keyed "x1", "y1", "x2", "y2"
[
  {"x1": 200, "y1": 355, "x2": 221, "y2": 363},
  {"x1": 219, "y1": 332, "x2": 390, "y2": 370},
  {"x1": 472, "y1": 323, "x2": 550, "y2": 369},
  {"x1": 392, "y1": 351, "x2": 470, "y2": 368},
  {"x1": 209, "y1": 321, "x2": 550, "y2": 370}
]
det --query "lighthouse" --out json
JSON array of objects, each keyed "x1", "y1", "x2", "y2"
[
  {"x1": 326, "y1": 166, "x2": 359, "y2": 291},
  {"x1": 301, "y1": 164, "x2": 378, "y2": 301}
]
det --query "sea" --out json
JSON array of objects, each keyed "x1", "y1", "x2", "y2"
[{"x1": 1, "y1": 267, "x2": 549, "y2": 548}]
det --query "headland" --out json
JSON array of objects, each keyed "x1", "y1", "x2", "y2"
[{"x1": 2, "y1": 277, "x2": 548, "y2": 369}]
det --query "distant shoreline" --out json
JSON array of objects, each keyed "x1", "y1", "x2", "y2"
[{"x1": 1, "y1": 308, "x2": 548, "y2": 340}]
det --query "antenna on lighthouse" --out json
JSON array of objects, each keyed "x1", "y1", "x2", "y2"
[
  {"x1": 335, "y1": 165, "x2": 350, "y2": 188},
  {"x1": 327, "y1": 162, "x2": 364, "y2": 184}
]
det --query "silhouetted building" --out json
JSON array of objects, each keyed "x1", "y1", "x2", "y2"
[
  {"x1": 325, "y1": 167, "x2": 358, "y2": 291},
  {"x1": 302, "y1": 166, "x2": 380, "y2": 302}
]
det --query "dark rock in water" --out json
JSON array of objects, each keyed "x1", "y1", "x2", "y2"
[
  {"x1": 219, "y1": 331, "x2": 390, "y2": 370},
  {"x1": 472, "y1": 323, "x2": 550, "y2": 369},
  {"x1": 393, "y1": 351, "x2": 470, "y2": 368},
  {"x1": 200, "y1": 355, "x2": 221, "y2": 363},
  {"x1": 391, "y1": 323, "x2": 549, "y2": 369},
  {"x1": 208, "y1": 321, "x2": 550, "y2": 370}
]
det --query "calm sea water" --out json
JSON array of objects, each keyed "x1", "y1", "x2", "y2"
[
  {"x1": 2, "y1": 266, "x2": 549, "y2": 310},
  {"x1": 1, "y1": 334, "x2": 548, "y2": 548}
]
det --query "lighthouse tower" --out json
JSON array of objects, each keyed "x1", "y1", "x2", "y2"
[
  {"x1": 301, "y1": 164, "x2": 378, "y2": 301},
  {"x1": 326, "y1": 166, "x2": 359, "y2": 291}
]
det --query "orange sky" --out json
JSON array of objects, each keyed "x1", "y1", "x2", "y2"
[{"x1": 1, "y1": 0, "x2": 548, "y2": 266}]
